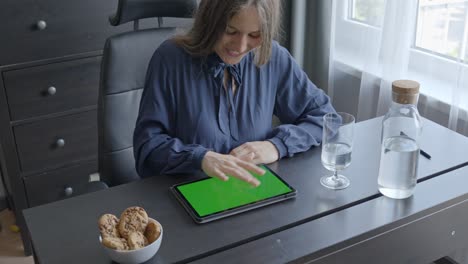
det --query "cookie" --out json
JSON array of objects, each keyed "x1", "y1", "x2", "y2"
[
  {"x1": 102, "y1": 237, "x2": 129, "y2": 250},
  {"x1": 118, "y1": 206, "x2": 149, "y2": 238},
  {"x1": 144, "y1": 219, "x2": 161, "y2": 244},
  {"x1": 98, "y1": 214, "x2": 120, "y2": 239},
  {"x1": 127, "y1": 232, "x2": 148, "y2": 250}
]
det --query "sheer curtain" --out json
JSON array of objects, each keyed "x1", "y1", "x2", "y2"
[{"x1": 307, "y1": 0, "x2": 468, "y2": 137}]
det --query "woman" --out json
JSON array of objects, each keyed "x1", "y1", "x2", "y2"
[{"x1": 133, "y1": 0, "x2": 336, "y2": 187}]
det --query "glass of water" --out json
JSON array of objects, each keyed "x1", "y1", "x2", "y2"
[{"x1": 320, "y1": 112, "x2": 355, "y2": 190}]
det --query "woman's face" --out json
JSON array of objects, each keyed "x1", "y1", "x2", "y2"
[{"x1": 214, "y1": 6, "x2": 263, "y2": 65}]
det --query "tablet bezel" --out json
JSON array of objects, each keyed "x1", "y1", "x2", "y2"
[{"x1": 170, "y1": 165, "x2": 297, "y2": 224}]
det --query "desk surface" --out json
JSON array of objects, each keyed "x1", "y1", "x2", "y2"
[
  {"x1": 193, "y1": 165, "x2": 468, "y2": 264},
  {"x1": 23, "y1": 117, "x2": 468, "y2": 264}
]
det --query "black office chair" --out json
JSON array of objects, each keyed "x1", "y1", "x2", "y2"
[{"x1": 98, "y1": 0, "x2": 197, "y2": 186}]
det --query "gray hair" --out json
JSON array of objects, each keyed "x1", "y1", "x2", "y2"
[{"x1": 173, "y1": 0, "x2": 282, "y2": 66}]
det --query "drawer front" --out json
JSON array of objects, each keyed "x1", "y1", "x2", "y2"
[
  {"x1": 14, "y1": 110, "x2": 97, "y2": 173},
  {"x1": 3, "y1": 57, "x2": 100, "y2": 121},
  {"x1": 24, "y1": 160, "x2": 97, "y2": 207},
  {"x1": 0, "y1": 0, "x2": 132, "y2": 65}
]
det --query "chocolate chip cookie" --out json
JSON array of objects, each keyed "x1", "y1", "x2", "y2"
[
  {"x1": 127, "y1": 232, "x2": 148, "y2": 250},
  {"x1": 118, "y1": 206, "x2": 148, "y2": 239},
  {"x1": 98, "y1": 214, "x2": 120, "y2": 239},
  {"x1": 144, "y1": 219, "x2": 161, "y2": 244},
  {"x1": 102, "y1": 237, "x2": 129, "y2": 250}
]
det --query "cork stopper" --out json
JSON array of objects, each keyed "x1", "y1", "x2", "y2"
[{"x1": 392, "y1": 80, "x2": 420, "y2": 104}]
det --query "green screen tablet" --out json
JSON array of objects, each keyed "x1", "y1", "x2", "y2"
[{"x1": 171, "y1": 165, "x2": 297, "y2": 223}]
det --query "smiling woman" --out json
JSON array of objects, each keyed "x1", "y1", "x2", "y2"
[
  {"x1": 173, "y1": 0, "x2": 281, "y2": 66},
  {"x1": 213, "y1": 6, "x2": 263, "y2": 65},
  {"x1": 133, "y1": 0, "x2": 337, "y2": 187}
]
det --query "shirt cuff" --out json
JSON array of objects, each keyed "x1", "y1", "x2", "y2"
[
  {"x1": 192, "y1": 147, "x2": 209, "y2": 170},
  {"x1": 267, "y1": 137, "x2": 287, "y2": 159}
]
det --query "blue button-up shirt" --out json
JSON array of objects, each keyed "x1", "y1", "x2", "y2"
[{"x1": 133, "y1": 40, "x2": 336, "y2": 178}]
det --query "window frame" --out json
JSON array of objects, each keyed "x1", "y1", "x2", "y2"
[
  {"x1": 348, "y1": 0, "x2": 385, "y2": 28},
  {"x1": 335, "y1": 0, "x2": 468, "y2": 109},
  {"x1": 414, "y1": 0, "x2": 468, "y2": 63}
]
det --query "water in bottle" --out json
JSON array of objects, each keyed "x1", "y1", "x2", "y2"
[
  {"x1": 377, "y1": 80, "x2": 422, "y2": 199},
  {"x1": 378, "y1": 136, "x2": 418, "y2": 199}
]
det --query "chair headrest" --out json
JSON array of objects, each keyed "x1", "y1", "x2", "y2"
[{"x1": 109, "y1": 0, "x2": 197, "y2": 26}]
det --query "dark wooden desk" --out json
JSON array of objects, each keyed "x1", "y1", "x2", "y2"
[
  {"x1": 194, "y1": 165, "x2": 468, "y2": 264},
  {"x1": 23, "y1": 117, "x2": 468, "y2": 264}
]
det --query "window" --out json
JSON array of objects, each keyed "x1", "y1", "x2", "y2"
[
  {"x1": 349, "y1": 0, "x2": 386, "y2": 28},
  {"x1": 336, "y1": 0, "x2": 468, "y2": 111},
  {"x1": 349, "y1": 0, "x2": 468, "y2": 62},
  {"x1": 416, "y1": 0, "x2": 468, "y2": 62}
]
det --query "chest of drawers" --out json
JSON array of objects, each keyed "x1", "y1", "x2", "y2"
[
  {"x1": 0, "y1": 0, "x2": 192, "y2": 255},
  {"x1": 0, "y1": 0, "x2": 134, "y2": 255}
]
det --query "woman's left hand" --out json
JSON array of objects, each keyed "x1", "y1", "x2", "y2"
[{"x1": 230, "y1": 141, "x2": 279, "y2": 165}]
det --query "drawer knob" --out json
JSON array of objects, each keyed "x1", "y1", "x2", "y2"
[
  {"x1": 36, "y1": 20, "x2": 47, "y2": 30},
  {"x1": 56, "y1": 138, "x2": 65, "y2": 148},
  {"x1": 47, "y1": 86, "x2": 57, "y2": 96},
  {"x1": 64, "y1": 187, "x2": 73, "y2": 196}
]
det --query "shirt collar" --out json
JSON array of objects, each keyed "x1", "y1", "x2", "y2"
[{"x1": 206, "y1": 53, "x2": 243, "y2": 86}]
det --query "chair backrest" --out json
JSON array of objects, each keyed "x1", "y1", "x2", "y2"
[{"x1": 98, "y1": 0, "x2": 197, "y2": 186}]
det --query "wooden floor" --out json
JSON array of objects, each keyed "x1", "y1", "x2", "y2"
[{"x1": 0, "y1": 209, "x2": 33, "y2": 264}]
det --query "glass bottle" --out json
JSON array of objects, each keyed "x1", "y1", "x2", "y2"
[{"x1": 377, "y1": 80, "x2": 422, "y2": 199}]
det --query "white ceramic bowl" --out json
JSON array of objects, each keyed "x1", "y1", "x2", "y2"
[{"x1": 99, "y1": 218, "x2": 163, "y2": 264}]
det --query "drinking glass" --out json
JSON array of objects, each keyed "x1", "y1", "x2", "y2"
[{"x1": 320, "y1": 112, "x2": 355, "y2": 190}]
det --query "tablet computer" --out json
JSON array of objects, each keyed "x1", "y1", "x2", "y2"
[{"x1": 171, "y1": 165, "x2": 297, "y2": 223}]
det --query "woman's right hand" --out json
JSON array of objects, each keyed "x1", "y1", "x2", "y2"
[{"x1": 201, "y1": 151, "x2": 265, "y2": 187}]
